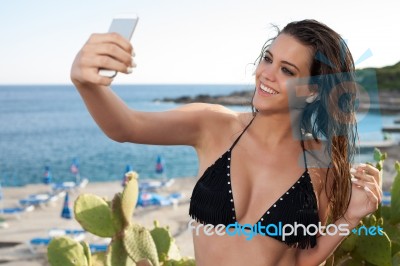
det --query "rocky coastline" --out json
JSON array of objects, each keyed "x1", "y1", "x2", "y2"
[{"x1": 156, "y1": 88, "x2": 400, "y2": 114}]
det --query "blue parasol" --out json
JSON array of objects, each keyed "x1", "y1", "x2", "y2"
[
  {"x1": 42, "y1": 166, "x2": 52, "y2": 185},
  {"x1": 61, "y1": 192, "x2": 73, "y2": 219},
  {"x1": 70, "y1": 158, "x2": 80, "y2": 184},
  {"x1": 155, "y1": 155, "x2": 164, "y2": 175}
]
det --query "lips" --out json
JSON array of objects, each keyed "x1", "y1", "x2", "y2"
[{"x1": 259, "y1": 83, "x2": 279, "y2": 95}]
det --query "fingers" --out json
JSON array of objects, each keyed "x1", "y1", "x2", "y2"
[
  {"x1": 71, "y1": 32, "x2": 136, "y2": 87},
  {"x1": 88, "y1": 33, "x2": 133, "y2": 55},
  {"x1": 350, "y1": 163, "x2": 383, "y2": 203},
  {"x1": 85, "y1": 34, "x2": 135, "y2": 72},
  {"x1": 351, "y1": 178, "x2": 382, "y2": 203},
  {"x1": 362, "y1": 184, "x2": 380, "y2": 209}
]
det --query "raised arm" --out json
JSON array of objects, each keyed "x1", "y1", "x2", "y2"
[{"x1": 70, "y1": 33, "x2": 221, "y2": 147}]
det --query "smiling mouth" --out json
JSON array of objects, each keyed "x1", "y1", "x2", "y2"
[{"x1": 260, "y1": 83, "x2": 279, "y2": 95}]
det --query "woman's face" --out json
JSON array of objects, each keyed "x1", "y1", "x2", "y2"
[{"x1": 253, "y1": 33, "x2": 314, "y2": 113}]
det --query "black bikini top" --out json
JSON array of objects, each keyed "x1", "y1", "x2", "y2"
[{"x1": 189, "y1": 115, "x2": 319, "y2": 249}]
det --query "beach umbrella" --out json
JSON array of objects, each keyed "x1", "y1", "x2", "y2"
[
  {"x1": 70, "y1": 158, "x2": 80, "y2": 184},
  {"x1": 0, "y1": 182, "x2": 3, "y2": 213},
  {"x1": 122, "y1": 164, "x2": 133, "y2": 187},
  {"x1": 155, "y1": 155, "x2": 165, "y2": 175},
  {"x1": 42, "y1": 166, "x2": 52, "y2": 185},
  {"x1": 61, "y1": 192, "x2": 73, "y2": 219}
]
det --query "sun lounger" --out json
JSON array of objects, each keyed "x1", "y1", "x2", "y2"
[
  {"x1": 382, "y1": 191, "x2": 391, "y2": 206},
  {"x1": 137, "y1": 191, "x2": 183, "y2": 207},
  {"x1": 51, "y1": 178, "x2": 89, "y2": 192},
  {"x1": 19, "y1": 193, "x2": 58, "y2": 207},
  {"x1": 0, "y1": 205, "x2": 34, "y2": 219},
  {"x1": 89, "y1": 243, "x2": 108, "y2": 253},
  {"x1": 139, "y1": 178, "x2": 175, "y2": 191},
  {"x1": 28, "y1": 228, "x2": 86, "y2": 253}
]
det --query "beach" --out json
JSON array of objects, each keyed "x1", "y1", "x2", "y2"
[
  {"x1": 0, "y1": 177, "x2": 197, "y2": 265},
  {"x1": 1, "y1": 146, "x2": 399, "y2": 266}
]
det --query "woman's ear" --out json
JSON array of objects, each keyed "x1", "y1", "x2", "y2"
[{"x1": 305, "y1": 93, "x2": 318, "y2": 103}]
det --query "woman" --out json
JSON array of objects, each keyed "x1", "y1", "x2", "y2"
[{"x1": 71, "y1": 19, "x2": 382, "y2": 266}]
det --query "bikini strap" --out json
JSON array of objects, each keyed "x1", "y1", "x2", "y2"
[
  {"x1": 229, "y1": 114, "x2": 256, "y2": 150},
  {"x1": 300, "y1": 137, "x2": 309, "y2": 171}
]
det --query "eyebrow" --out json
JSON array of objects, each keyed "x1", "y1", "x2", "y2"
[{"x1": 265, "y1": 50, "x2": 300, "y2": 72}]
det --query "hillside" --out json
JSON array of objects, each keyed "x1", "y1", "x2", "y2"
[{"x1": 357, "y1": 61, "x2": 400, "y2": 90}]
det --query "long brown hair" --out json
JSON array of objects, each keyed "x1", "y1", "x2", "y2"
[{"x1": 253, "y1": 19, "x2": 358, "y2": 222}]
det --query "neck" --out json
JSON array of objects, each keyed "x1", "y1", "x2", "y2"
[{"x1": 251, "y1": 109, "x2": 303, "y2": 149}]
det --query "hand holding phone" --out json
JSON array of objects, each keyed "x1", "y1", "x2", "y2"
[{"x1": 98, "y1": 14, "x2": 139, "y2": 78}]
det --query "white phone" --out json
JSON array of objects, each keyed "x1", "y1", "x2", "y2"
[{"x1": 99, "y1": 14, "x2": 139, "y2": 78}]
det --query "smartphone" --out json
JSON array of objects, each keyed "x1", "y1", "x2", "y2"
[{"x1": 99, "y1": 14, "x2": 139, "y2": 78}]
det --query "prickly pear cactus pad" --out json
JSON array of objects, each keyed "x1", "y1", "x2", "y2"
[
  {"x1": 80, "y1": 241, "x2": 92, "y2": 266},
  {"x1": 111, "y1": 192, "x2": 124, "y2": 232},
  {"x1": 150, "y1": 221, "x2": 181, "y2": 262},
  {"x1": 107, "y1": 238, "x2": 135, "y2": 266},
  {"x1": 123, "y1": 223, "x2": 160, "y2": 266},
  {"x1": 121, "y1": 171, "x2": 139, "y2": 225},
  {"x1": 47, "y1": 236, "x2": 88, "y2": 266},
  {"x1": 92, "y1": 252, "x2": 107, "y2": 266},
  {"x1": 356, "y1": 231, "x2": 392, "y2": 266},
  {"x1": 391, "y1": 161, "x2": 400, "y2": 224},
  {"x1": 74, "y1": 194, "x2": 116, "y2": 237}
]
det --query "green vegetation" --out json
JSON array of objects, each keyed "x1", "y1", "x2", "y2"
[
  {"x1": 356, "y1": 61, "x2": 400, "y2": 91},
  {"x1": 326, "y1": 149, "x2": 400, "y2": 266},
  {"x1": 47, "y1": 172, "x2": 195, "y2": 266}
]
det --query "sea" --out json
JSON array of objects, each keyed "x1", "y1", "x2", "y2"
[{"x1": 0, "y1": 84, "x2": 399, "y2": 187}]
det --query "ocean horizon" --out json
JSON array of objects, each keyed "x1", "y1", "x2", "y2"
[{"x1": 0, "y1": 84, "x2": 398, "y2": 187}]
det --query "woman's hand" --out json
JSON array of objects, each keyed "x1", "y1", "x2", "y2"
[
  {"x1": 70, "y1": 33, "x2": 135, "y2": 88},
  {"x1": 345, "y1": 163, "x2": 383, "y2": 226}
]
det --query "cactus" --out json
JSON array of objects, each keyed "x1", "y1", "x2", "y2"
[
  {"x1": 327, "y1": 149, "x2": 400, "y2": 265},
  {"x1": 47, "y1": 236, "x2": 89, "y2": 266},
  {"x1": 107, "y1": 238, "x2": 136, "y2": 266},
  {"x1": 121, "y1": 171, "x2": 139, "y2": 226},
  {"x1": 123, "y1": 224, "x2": 159, "y2": 266},
  {"x1": 355, "y1": 231, "x2": 392, "y2": 266},
  {"x1": 391, "y1": 161, "x2": 400, "y2": 223},
  {"x1": 111, "y1": 192, "x2": 124, "y2": 232},
  {"x1": 47, "y1": 171, "x2": 195, "y2": 266},
  {"x1": 74, "y1": 194, "x2": 116, "y2": 237},
  {"x1": 150, "y1": 221, "x2": 181, "y2": 262},
  {"x1": 91, "y1": 252, "x2": 107, "y2": 266},
  {"x1": 81, "y1": 240, "x2": 92, "y2": 266}
]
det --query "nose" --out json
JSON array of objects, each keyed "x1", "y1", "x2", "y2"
[{"x1": 257, "y1": 61, "x2": 277, "y2": 82}]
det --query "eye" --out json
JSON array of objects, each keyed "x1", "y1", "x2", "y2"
[
  {"x1": 263, "y1": 55, "x2": 272, "y2": 63},
  {"x1": 282, "y1": 67, "x2": 294, "y2": 76}
]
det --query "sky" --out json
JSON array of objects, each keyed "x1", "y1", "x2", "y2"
[{"x1": 1, "y1": 0, "x2": 399, "y2": 84}]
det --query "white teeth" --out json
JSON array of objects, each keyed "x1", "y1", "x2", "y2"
[{"x1": 260, "y1": 84, "x2": 278, "y2": 94}]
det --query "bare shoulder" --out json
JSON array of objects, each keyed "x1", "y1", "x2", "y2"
[
  {"x1": 178, "y1": 102, "x2": 242, "y2": 125},
  {"x1": 187, "y1": 103, "x2": 252, "y2": 151}
]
